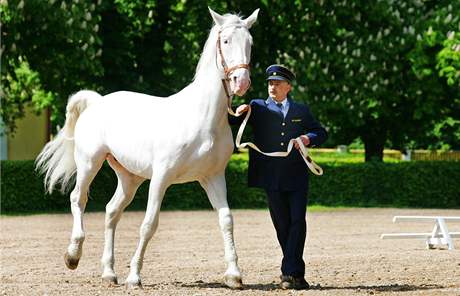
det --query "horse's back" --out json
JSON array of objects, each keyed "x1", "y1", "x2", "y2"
[
  {"x1": 105, "y1": 90, "x2": 163, "y2": 100},
  {"x1": 103, "y1": 91, "x2": 166, "y2": 107}
]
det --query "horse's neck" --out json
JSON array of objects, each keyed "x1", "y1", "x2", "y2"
[{"x1": 187, "y1": 69, "x2": 229, "y2": 129}]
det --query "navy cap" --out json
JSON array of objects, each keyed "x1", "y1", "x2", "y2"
[{"x1": 266, "y1": 64, "x2": 295, "y2": 83}]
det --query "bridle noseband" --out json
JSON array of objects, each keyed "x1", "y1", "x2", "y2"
[{"x1": 216, "y1": 25, "x2": 251, "y2": 100}]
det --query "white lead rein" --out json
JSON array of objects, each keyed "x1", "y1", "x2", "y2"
[{"x1": 227, "y1": 106, "x2": 323, "y2": 176}]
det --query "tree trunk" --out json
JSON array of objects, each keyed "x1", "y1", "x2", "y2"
[
  {"x1": 362, "y1": 127, "x2": 386, "y2": 162},
  {"x1": 364, "y1": 138, "x2": 385, "y2": 162}
]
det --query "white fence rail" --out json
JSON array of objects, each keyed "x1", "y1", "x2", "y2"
[{"x1": 381, "y1": 216, "x2": 460, "y2": 250}]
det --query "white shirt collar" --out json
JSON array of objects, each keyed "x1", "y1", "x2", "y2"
[{"x1": 267, "y1": 97, "x2": 288, "y2": 107}]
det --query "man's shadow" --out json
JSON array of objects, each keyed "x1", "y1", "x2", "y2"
[{"x1": 309, "y1": 284, "x2": 446, "y2": 292}]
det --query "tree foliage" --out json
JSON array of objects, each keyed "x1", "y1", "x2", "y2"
[
  {"x1": 246, "y1": 1, "x2": 460, "y2": 160},
  {"x1": 1, "y1": 0, "x2": 458, "y2": 161},
  {"x1": 1, "y1": 0, "x2": 103, "y2": 130},
  {"x1": 407, "y1": 3, "x2": 460, "y2": 150},
  {"x1": 0, "y1": 57, "x2": 54, "y2": 134}
]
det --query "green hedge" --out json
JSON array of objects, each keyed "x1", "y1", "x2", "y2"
[
  {"x1": 309, "y1": 161, "x2": 460, "y2": 208},
  {"x1": 1, "y1": 158, "x2": 459, "y2": 213}
]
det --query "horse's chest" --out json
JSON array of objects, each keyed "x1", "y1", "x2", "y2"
[
  {"x1": 198, "y1": 138, "x2": 214, "y2": 156},
  {"x1": 194, "y1": 132, "x2": 232, "y2": 162}
]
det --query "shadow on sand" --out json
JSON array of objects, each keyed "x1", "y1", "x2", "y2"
[
  {"x1": 180, "y1": 280, "x2": 278, "y2": 291},
  {"x1": 179, "y1": 280, "x2": 445, "y2": 292}
]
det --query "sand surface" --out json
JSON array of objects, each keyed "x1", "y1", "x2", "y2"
[{"x1": 1, "y1": 208, "x2": 459, "y2": 295}]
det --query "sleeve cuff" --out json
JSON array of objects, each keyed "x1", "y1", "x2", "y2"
[{"x1": 305, "y1": 133, "x2": 316, "y2": 147}]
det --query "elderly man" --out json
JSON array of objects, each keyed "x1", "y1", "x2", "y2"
[{"x1": 230, "y1": 64, "x2": 328, "y2": 290}]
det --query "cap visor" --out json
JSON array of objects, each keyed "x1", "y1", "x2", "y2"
[{"x1": 266, "y1": 75, "x2": 289, "y2": 81}]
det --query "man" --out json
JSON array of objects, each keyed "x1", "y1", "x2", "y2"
[{"x1": 230, "y1": 64, "x2": 328, "y2": 290}]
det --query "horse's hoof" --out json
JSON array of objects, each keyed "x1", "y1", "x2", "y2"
[
  {"x1": 125, "y1": 280, "x2": 143, "y2": 290},
  {"x1": 102, "y1": 275, "x2": 118, "y2": 285},
  {"x1": 64, "y1": 253, "x2": 79, "y2": 270},
  {"x1": 224, "y1": 275, "x2": 243, "y2": 289}
]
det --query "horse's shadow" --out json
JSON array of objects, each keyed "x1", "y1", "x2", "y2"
[
  {"x1": 179, "y1": 281, "x2": 446, "y2": 292},
  {"x1": 180, "y1": 280, "x2": 279, "y2": 291}
]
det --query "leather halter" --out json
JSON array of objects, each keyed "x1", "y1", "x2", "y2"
[{"x1": 216, "y1": 26, "x2": 251, "y2": 100}]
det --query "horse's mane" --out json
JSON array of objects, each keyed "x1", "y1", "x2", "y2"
[{"x1": 193, "y1": 14, "x2": 247, "y2": 80}]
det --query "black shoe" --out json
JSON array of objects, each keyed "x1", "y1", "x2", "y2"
[{"x1": 279, "y1": 275, "x2": 310, "y2": 290}]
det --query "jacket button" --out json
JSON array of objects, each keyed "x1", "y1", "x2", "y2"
[
  {"x1": 281, "y1": 142, "x2": 284, "y2": 146},
  {"x1": 281, "y1": 132, "x2": 285, "y2": 136},
  {"x1": 282, "y1": 122, "x2": 286, "y2": 126}
]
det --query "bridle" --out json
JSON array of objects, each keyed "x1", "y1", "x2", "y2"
[{"x1": 216, "y1": 26, "x2": 251, "y2": 102}]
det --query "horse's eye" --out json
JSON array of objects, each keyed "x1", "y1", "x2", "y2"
[{"x1": 224, "y1": 40, "x2": 229, "y2": 44}]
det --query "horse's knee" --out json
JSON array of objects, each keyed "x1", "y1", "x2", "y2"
[
  {"x1": 105, "y1": 203, "x2": 122, "y2": 225},
  {"x1": 70, "y1": 187, "x2": 87, "y2": 206},
  {"x1": 140, "y1": 218, "x2": 158, "y2": 240}
]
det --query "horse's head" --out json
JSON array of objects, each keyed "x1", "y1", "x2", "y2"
[{"x1": 209, "y1": 8, "x2": 259, "y2": 97}]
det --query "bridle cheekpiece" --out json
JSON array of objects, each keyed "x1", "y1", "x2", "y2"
[{"x1": 216, "y1": 25, "x2": 251, "y2": 100}]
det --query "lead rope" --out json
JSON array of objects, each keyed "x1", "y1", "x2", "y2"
[{"x1": 227, "y1": 106, "x2": 323, "y2": 176}]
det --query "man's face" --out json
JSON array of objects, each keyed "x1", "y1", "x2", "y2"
[{"x1": 268, "y1": 80, "x2": 291, "y2": 102}]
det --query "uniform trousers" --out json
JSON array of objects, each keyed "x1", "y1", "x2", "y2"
[{"x1": 265, "y1": 189, "x2": 308, "y2": 277}]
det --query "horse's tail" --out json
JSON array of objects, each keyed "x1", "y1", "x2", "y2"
[{"x1": 36, "y1": 90, "x2": 102, "y2": 194}]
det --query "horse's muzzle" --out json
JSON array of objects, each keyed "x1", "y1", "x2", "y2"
[{"x1": 230, "y1": 69, "x2": 251, "y2": 96}]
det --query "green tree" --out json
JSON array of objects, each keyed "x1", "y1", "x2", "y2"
[
  {"x1": 97, "y1": 0, "x2": 238, "y2": 96},
  {"x1": 1, "y1": 57, "x2": 53, "y2": 134},
  {"x1": 242, "y1": 1, "x2": 459, "y2": 161},
  {"x1": 1, "y1": 0, "x2": 103, "y2": 133},
  {"x1": 2, "y1": 0, "x2": 458, "y2": 160},
  {"x1": 407, "y1": 2, "x2": 460, "y2": 150}
]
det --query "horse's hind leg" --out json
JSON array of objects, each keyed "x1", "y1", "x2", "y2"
[
  {"x1": 199, "y1": 173, "x2": 242, "y2": 289},
  {"x1": 64, "y1": 152, "x2": 105, "y2": 270},
  {"x1": 101, "y1": 155, "x2": 145, "y2": 284}
]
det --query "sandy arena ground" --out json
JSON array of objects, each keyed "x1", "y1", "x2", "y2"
[{"x1": 1, "y1": 208, "x2": 460, "y2": 296}]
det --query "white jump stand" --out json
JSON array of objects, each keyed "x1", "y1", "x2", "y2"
[{"x1": 380, "y1": 216, "x2": 460, "y2": 250}]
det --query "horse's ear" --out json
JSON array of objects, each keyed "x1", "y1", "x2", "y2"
[
  {"x1": 208, "y1": 7, "x2": 225, "y2": 26},
  {"x1": 244, "y1": 8, "x2": 260, "y2": 29}
]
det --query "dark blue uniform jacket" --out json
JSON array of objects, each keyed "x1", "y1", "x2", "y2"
[{"x1": 230, "y1": 97, "x2": 328, "y2": 191}]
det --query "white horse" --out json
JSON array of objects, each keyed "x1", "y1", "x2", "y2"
[{"x1": 36, "y1": 8, "x2": 259, "y2": 289}]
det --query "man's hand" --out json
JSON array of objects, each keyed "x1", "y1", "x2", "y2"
[
  {"x1": 236, "y1": 104, "x2": 249, "y2": 115},
  {"x1": 294, "y1": 135, "x2": 310, "y2": 150}
]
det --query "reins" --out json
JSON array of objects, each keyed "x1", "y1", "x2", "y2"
[
  {"x1": 216, "y1": 25, "x2": 323, "y2": 176},
  {"x1": 228, "y1": 106, "x2": 323, "y2": 176}
]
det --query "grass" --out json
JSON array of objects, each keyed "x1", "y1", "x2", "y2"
[
  {"x1": 307, "y1": 205, "x2": 351, "y2": 212},
  {"x1": 233, "y1": 149, "x2": 402, "y2": 164},
  {"x1": 309, "y1": 150, "x2": 365, "y2": 163},
  {"x1": 310, "y1": 148, "x2": 402, "y2": 164}
]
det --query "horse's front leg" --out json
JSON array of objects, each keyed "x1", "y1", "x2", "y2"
[
  {"x1": 200, "y1": 173, "x2": 242, "y2": 289},
  {"x1": 125, "y1": 169, "x2": 170, "y2": 289}
]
